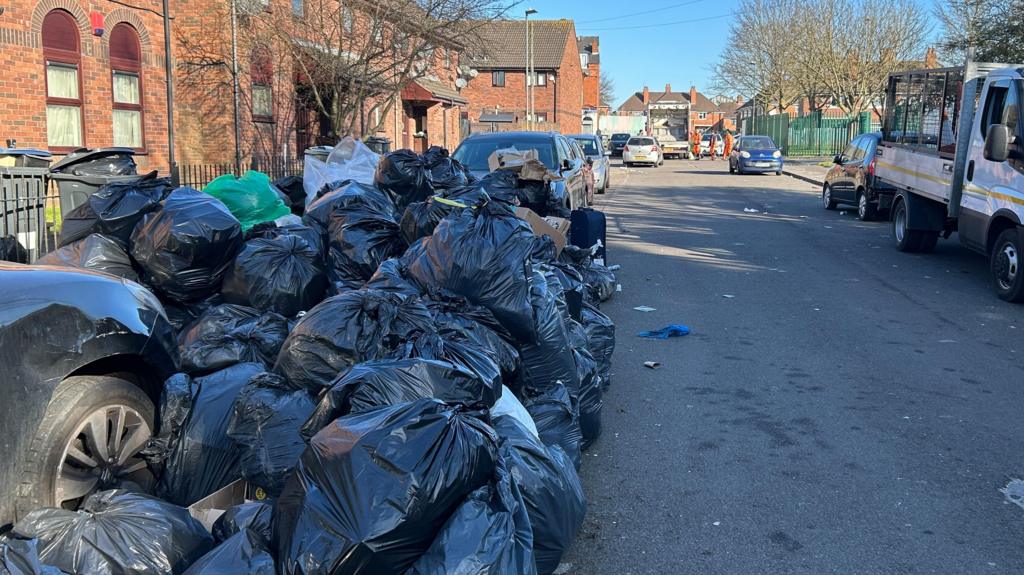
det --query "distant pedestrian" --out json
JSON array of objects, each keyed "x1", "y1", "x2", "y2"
[
  {"x1": 709, "y1": 133, "x2": 719, "y2": 160},
  {"x1": 723, "y1": 131, "x2": 734, "y2": 158},
  {"x1": 691, "y1": 131, "x2": 701, "y2": 160}
]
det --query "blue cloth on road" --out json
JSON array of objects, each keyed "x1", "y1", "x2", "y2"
[{"x1": 637, "y1": 325, "x2": 691, "y2": 339}]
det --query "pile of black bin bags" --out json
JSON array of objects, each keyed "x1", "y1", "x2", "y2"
[{"x1": 11, "y1": 146, "x2": 618, "y2": 575}]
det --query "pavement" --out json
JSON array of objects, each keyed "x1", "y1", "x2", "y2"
[
  {"x1": 781, "y1": 157, "x2": 833, "y2": 187},
  {"x1": 562, "y1": 159, "x2": 1024, "y2": 574}
]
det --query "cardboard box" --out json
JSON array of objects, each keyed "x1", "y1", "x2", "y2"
[
  {"x1": 516, "y1": 207, "x2": 569, "y2": 254},
  {"x1": 488, "y1": 148, "x2": 538, "y2": 172},
  {"x1": 187, "y1": 480, "x2": 267, "y2": 532}
]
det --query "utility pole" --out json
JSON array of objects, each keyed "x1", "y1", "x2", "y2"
[
  {"x1": 229, "y1": 0, "x2": 242, "y2": 174},
  {"x1": 524, "y1": 8, "x2": 537, "y2": 130}
]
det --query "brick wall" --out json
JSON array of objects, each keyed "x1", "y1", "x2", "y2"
[{"x1": 0, "y1": 0, "x2": 171, "y2": 172}]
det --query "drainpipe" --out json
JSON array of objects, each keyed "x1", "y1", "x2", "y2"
[
  {"x1": 229, "y1": 0, "x2": 242, "y2": 174},
  {"x1": 162, "y1": 0, "x2": 176, "y2": 180}
]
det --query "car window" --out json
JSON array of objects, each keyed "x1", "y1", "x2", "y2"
[
  {"x1": 627, "y1": 137, "x2": 654, "y2": 146},
  {"x1": 740, "y1": 137, "x2": 774, "y2": 149},
  {"x1": 452, "y1": 138, "x2": 557, "y2": 171},
  {"x1": 571, "y1": 137, "x2": 601, "y2": 156},
  {"x1": 568, "y1": 139, "x2": 585, "y2": 160},
  {"x1": 611, "y1": 133, "x2": 630, "y2": 142},
  {"x1": 840, "y1": 140, "x2": 859, "y2": 162},
  {"x1": 555, "y1": 137, "x2": 571, "y2": 164}
]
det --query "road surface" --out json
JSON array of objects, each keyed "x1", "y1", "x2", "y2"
[{"x1": 563, "y1": 159, "x2": 1024, "y2": 574}]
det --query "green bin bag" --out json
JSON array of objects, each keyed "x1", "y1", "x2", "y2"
[{"x1": 205, "y1": 170, "x2": 289, "y2": 232}]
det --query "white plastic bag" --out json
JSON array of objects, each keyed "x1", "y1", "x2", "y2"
[
  {"x1": 491, "y1": 385, "x2": 539, "y2": 439},
  {"x1": 302, "y1": 136, "x2": 380, "y2": 205}
]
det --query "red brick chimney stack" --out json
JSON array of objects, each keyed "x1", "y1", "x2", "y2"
[
  {"x1": 689, "y1": 85, "x2": 697, "y2": 104},
  {"x1": 642, "y1": 86, "x2": 650, "y2": 104},
  {"x1": 665, "y1": 83, "x2": 672, "y2": 94}
]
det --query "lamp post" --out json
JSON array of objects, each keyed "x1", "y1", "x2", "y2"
[{"x1": 524, "y1": 8, "x2": 537, "y2": 130}]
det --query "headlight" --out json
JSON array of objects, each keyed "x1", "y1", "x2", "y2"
[
  {"x1": 740, "y1": 151, "x2": 751, "y2": 158},
  {"x1": 772, "y1": 150, "x2": 782, "y2": 158}
]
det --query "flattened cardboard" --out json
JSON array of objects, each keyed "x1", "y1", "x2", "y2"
[{"x1": 516, "y1": 207, "x2": 569, "y2": 254}]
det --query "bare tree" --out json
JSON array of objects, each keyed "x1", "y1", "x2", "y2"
[
  {"x1": 797, "y1": 0, "x2": 930, "y2": 121},
  {"x1": 599, "y1": 72, "x2": 616, "y2": 108},
  {"x1": 712, "y1": 0, "x2": 804, "y2": 115},
  {"x1": 935, "y1": 0, "x2": 1024, "y2": 64}
]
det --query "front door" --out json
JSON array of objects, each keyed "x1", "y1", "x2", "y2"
[{"x1": 412, "y1": 106, "x2": 428, "y2": 153}]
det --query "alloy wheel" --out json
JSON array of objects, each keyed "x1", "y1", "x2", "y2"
[{"x1": 995, "y1": 241, "x2": 1019, "y2": 291}]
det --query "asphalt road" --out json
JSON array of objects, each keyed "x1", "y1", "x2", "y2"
[{"x1": 562, "y1": 159, "x2": 1024, "y2": 574}]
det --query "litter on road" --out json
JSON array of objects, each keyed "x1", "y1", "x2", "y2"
[
  {"x1": 633, "y1": 305, "x2": 657, "y2": 312},
  {"x1": 637, "y1": 325, "x2": 691, "y2": 339}
]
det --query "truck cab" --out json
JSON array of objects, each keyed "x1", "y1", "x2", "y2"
[{"x1": 876, "y1": 60, "x2": 1024, "y2": 301}]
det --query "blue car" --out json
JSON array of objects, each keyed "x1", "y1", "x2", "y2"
[{"x1": 728, "y1": 135, "x2": 784, "y2": 175}]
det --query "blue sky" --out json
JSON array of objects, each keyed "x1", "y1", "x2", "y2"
[{"x1": 519, "y1": 0, "x2": 939, "y2": 108}]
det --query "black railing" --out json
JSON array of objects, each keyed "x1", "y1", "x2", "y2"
[
  {"x1": 175, "y1": 157, "x2": 305, "y2": 189},
  {"x1": 1, "y1": 168, "x2": 62, "y2": 263}
]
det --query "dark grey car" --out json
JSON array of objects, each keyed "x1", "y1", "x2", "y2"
[
  {"x1": 0, "y1": 264, "x2": 178, "y2": 527},
  {"x1": 822, "y1": 132, "x2": 895, "y2": 221}
]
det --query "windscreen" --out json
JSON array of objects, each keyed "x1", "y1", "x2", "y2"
[
  {"x1": 572, "y1": 137, "x2": 601, "y2": 155},
  {"x1": 628, "y1": 138, "x2": 654, "y2": 146},
  {"x1": 611, "y1": 133, "x2": 631, "y2": 141},
  {"x1": 740, "y1": 136, "x2": 776, "y2": 149},
  {"x1": 453, "y1": 139, "x2": 556, "y2": 171}
]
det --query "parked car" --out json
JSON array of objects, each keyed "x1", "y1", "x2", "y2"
[
  {"x1": 728, "y1": 135, "x2": 783, "y2": 175},
  {"x1": 451, "y1": 131, "x2": 590, "y2": 211},
  {"x1": 570, "y1": 134, "x2": 611, "y2": 194},
  {"x1": 609, "y1": 133, "x2": 632, "y2": 157},
  {"x1": 699, "y1": 133, "x2": 726, "y2": 158},
  {"x1": 822, "y1": 132, "x2": 895, "y2": 221},
  {"x1": 659, "y1": 136, "x2": 690, "y2": 159},
  {"x1": 623, "y1": 136, "x2": 663, "y2": 167},
  {"x1": 0, "y1": 264, "x2": 179, "y2": 527},
  {"x1": 567, "y1": 137, "x2": 596, "y2": 205}
]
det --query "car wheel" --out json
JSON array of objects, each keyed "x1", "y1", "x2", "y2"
[
  {"x1": 857, "y1": 190, "x2": 878, "y2": 221},
  {"x1": 992, "y1": 228, "x2": 1024, "y2": 302},
  {"x1": 14, "y1": 375, "x2": 155, "y2": 519},
  {"x1": 822, "y1": 184, "x2": 838, "y2": 210},
  {"x1": 775, "y1": 170, "x2": 782, "y2": 176},
  {"x1": 729, "y1": 161, "x2": 735, "y2": 174}
]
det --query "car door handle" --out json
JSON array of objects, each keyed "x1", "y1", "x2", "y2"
[{"x1": 966, "y1": 160, "x2": 975, "y2": 182}]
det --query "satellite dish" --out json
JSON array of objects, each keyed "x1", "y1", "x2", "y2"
[
  {"x1": 412, "y1": 60, "x2": 428, "y2": 74},
  {"x1": 455, "y1": 77, "x2": 468, "y2": 88},
  {"x1": 468, "y1": 68, "x2": 479, "y2": 79}
]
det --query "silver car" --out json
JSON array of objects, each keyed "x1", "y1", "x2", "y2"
[{"x1": 569, "y1": 134, "x2": 611, "y2": 194}]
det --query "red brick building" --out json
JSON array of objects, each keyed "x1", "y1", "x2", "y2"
[
  {"x1": 460, "y1": 19, "x2": 584, "y2": 134},
  {"x1": 577, "y1": 35, "x2": 600, "y2": 110},
  {"x1": 617, "y1": 84, "x2": 738, "y2": 136},
  {"x1": 0, "y1": 0, "x2": 172, "y2": 172}
]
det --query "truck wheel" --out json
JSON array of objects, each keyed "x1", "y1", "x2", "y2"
[
  {"x1": 857, "y1": 190, "x2": 877, "y2": 221},
  {"x1": 892, "y1": 199, "x2": 930, "y2": 252},
  {"x1": 14, "y1": 376, "x2": 155, "y2": 519},
  {"x1": 991, "y1": 229, "x2": 1024, "y2": 302},
  {"x1": 822, "y1": 184, "x2": 838, "y2": 210}
]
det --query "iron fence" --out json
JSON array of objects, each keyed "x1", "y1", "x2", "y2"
[
  {"x1": 175, "y1": 157, "x2": 305, "y2": 189},
  {"x1": 741, "y1": 112, "x2": 880, "y2": 157},
  {"x1": 1, "y1": 168, "x2": 62, "y2": 263}
]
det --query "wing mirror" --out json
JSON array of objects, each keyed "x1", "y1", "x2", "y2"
[
  {"x1": 984, "y1": 123, "x2": 1012, "y2": 163},
  {"x1": 833, "y1": 154, "x2": 843, "y2": 164},
  {"x1": 586, "y1": 157, "x2": 594, "y2": 166},
  {"x1": 561, "y1": 159, "x2": 572, "y2": 171}
]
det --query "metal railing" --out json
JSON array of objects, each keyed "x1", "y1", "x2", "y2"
[
  {"x1": 1, "y1": 168, "x2": 62, "y2": 263},
  {"x1": 175, "y1": 157, "x2": 304, "y2": 189}
]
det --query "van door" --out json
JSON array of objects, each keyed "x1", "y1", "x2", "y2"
[{"x1": 963, "y1": 77, "x2": 1024, "y2": 252}]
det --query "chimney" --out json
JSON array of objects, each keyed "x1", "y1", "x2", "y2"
[
  {"x1": 736, "y1": 94, "x2": 745, "y2": 104},
  {"x1": 924, "y1": 47, "x2": 938, "y2": 69},
  {"x1": 592, "y1": 37, "x2": 599, "y2": 53},
  {"x1": 642, "y1": 86, "x2": 649, "y2": 104},
  {"x1": 689, "y1": 85, "x2": 697, "y2": 104},
  {"x1": 665, "y1": 83, "x2": 672, "y2": 94}
]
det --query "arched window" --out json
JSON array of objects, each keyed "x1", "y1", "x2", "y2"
[
  {"x1": 109, "y1": 23, "x2": 144, "y2": 149},
  {"x1": 42, "y1": 10, "x2": 83, "y2": 148},
  {"x1": 251, "y1": 50, "x2": 273, "y2": 122}
]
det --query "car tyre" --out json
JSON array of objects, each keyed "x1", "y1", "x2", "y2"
[
  {"x1": 14, "y1": 375, "x2": 155, "y2": 520},
  {"x1": 598, "y1": 173, "x2": 607, "y2": 194},
  {"x1": 992, "y1": 228, "x2": 1024, "y2": 302},
  {"x1": 892, "y1": 199, "x2": 932, "y2": 253},
  {"x1": 857, "y1": 190, "x2": 878, "y2": 221},
  {"x1": 822, "y1": 184, "x2": 838, "y2": 210},
  {"x1": 776, "y1": 170, "x2": 782, "y2": 176},
  {"x1": 729, "y1": 161, "x2": 735, "y2": 174}
]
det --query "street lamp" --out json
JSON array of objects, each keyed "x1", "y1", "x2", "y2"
[{"x1": 525, "y1": 8, "x2": 537, "y2": 130}]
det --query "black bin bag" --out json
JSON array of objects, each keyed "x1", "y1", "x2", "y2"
[
  {"x1": 424, "y1": 296, "x2": 521, "y2": 387},
  {"x1": 131, "y1": 187, "x2": 243, "y2": 302},
  {"x1": 274, "y1": 289, "x2": 434, "y2": 393},
  {"x1": 141, "y1": 373, "x2": 195, "y2": 477},
  {"x1": 0, "y1": 237, "x2": 28, "y2": 264},
  {"x1": 213, "y1": 501, "x2": 274, "y2": 545},
  {"x1": 364, "y1": 258, "x2": 422, "y2": 298},
  {"x1": 582, "y1": 302, "x2": 615, "y2": 389},
  {"x1": 227, "y1": 372, "x2": 316, "y2": 497},
  {"x1": 374, "y1": 149, "x2": 431, "y2": 211},
  {"x1": 182, "y1": 530, "x2": 274, "y2": 575},
  {"x1": 37, "y1": 233, "x2": 138, "y2": 280},
  {"x1": 423, "y1": 146, "x2": 473, "y2": 191},
  {"x1": 12, "y1": 490, "x2": 213, "y2": 575},
  {"x1": 245, "y1": 223, "x2": 323, "y2": 257},
  {"x1": 178, "y1": 304, "x2": 289, "y2": 374},
  {"x1": 222, "y1": 235, "x2": 328, "y2": 317},
  {"x1": 517, "y1": 267, "x2": 580, "y2": 398},
  {"x1": 300, "y1": 358, "x2": 489, "y2": 439},
  {"x1": 156, "y1": 362, "x2": 265, "y2": 506},
  {"x1": 58, "y1": 173, "x2": 171, "y2": 247},
  {"x1": 394, "y1": 332, "x2": 502, "y2": 407},
  {"x1": 274, "y1": 398, "x2": 499, "y2": 575},
  {"x1": 0, "y1": 537, "x2": 65, "y2": 575},
  {"x1": 523, "y1": 384, "x2": 583, "y2": 470},
  {"x1": 406, "y1": 459, "x2": 536, "y2": 575},
  {"x1": 401, "y1": 201, "x2": 540, "y2": 344},
  {"x1": 568, "y1": 319, "x2": 603, "y2": 449},
  {"x1": 559, "y1": 246, "x2": 615, "y2": 305},
  {"x1": 492, "y1": 415, "x2": 586, "y2": 575}
]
